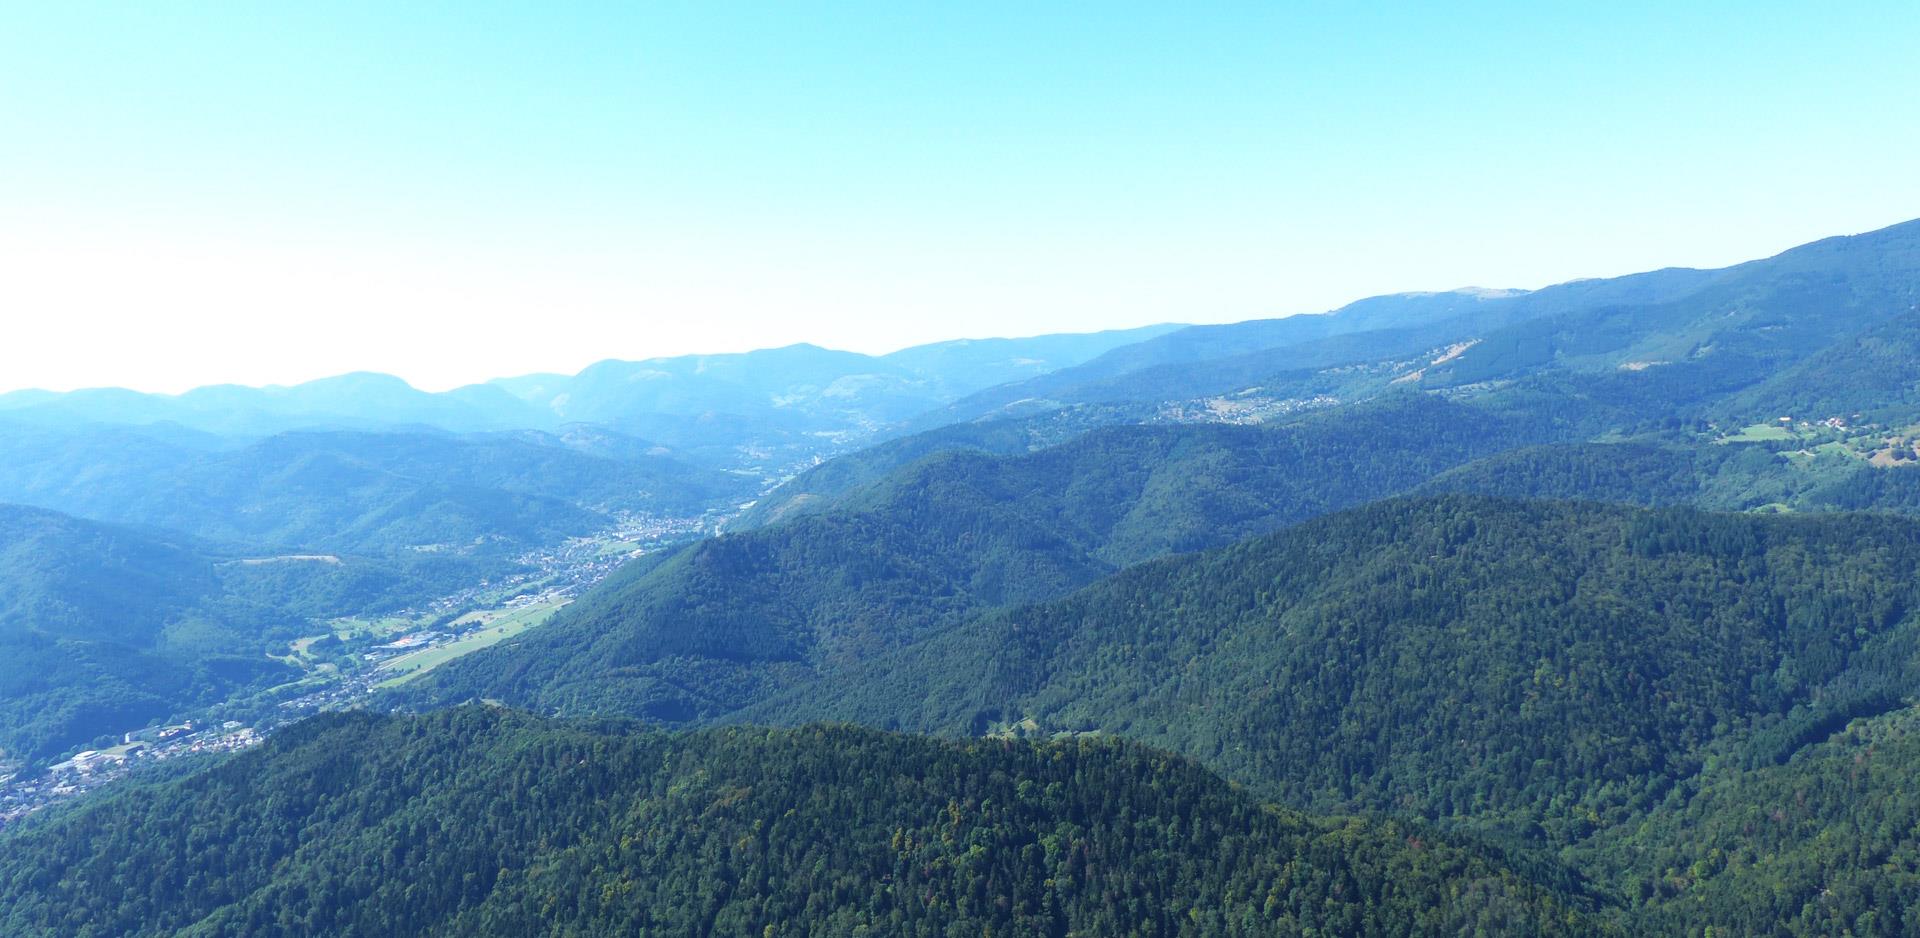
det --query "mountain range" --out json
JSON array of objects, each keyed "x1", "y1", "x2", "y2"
[
  {"x1": 0, "y1": 326, "x2": 1179, "y2": 470},
  {"x1": 7, "y1": 218, "x2": 1920, "y2": 934}
]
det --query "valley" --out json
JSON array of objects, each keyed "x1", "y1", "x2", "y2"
[
  {"x1": 4, "y1": 216, "x2": 1920, "y2": 934},
  {"x1": 7, "y1": 9, "x2": 1912, "y2": 932},
  {"x1": 0, "y1": 509, "x2": 728, "y2": 826}
]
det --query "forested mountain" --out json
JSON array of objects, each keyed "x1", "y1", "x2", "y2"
[
  {"x1": 0, "y1": 707, "x2": 1606, "y2": 937},
  {"x1": 1721, "y1": 310, "x2": 1920, "y2": 423},
  {"x1": 738, "y1": 500, "x2": 1920, "y2": 875},
  {"x1": 735, "y1": 407, "x2": 1141, "y2": 528},
  {"x1": 494, "y1": 328, "x2": 1181, "y2": 429},
  {"x1": 0, "y1": 326, "x2": 1177, "y2": 467},
  {"x1": 395, "y1": 394, "x2": 1548, "y2": 722},
  {"x1": 1414, "y1": 441, "x2": 1833, "y2": 512},
  {"x1": 918, "y1": 219, "x2": 1920, "y2": 433},
  {"x1": 0, "y1": 421, "x2": 758, "y2": 765},
  {"x1": 0, "y1": 506, "x2": 221, "y2": 648},
  {"x1": 879, "y1": 325, "x2": 1186, "y2": 392},
  {"x1": 750, "y1": 217, "x2": 1920, "y2": 530},
  {"x1": 0, "y1": 504, "x2": 456, "y2": 762},
  {"x1": 476, "y1": 330, "x2": 1181, "y2": 467},
  {"x1": 1418, "y1": 221, "x2": 1920, "y2": 394},
  {"x1": 7, "y1": 221, "x2": 1916, "y2": 471},
  {"x1": 1414, "y1": 435, "x2": 1920, "y2": 525},
  {"x1": 1414, "y1": 442, "x2": 1711, "y2": 506},
  {"x1": 1585, "y1": 702, "x2": 1920, "y2": 935},
  {"x1": 0, "y1": 426, "x2": 750, "y2": 557},
  {"x1": 9, "y1": 220, "x2": 1920, "y2": 935},
  {"x1": 749, "y1": 390, "x2": 1518, "y2": 532},
  {"x1": 0, "y1": 373, "x2": 547, "y2": 437},
  {"x1": 923, "y1": 270, "x2": 1716, "y2": 425}
]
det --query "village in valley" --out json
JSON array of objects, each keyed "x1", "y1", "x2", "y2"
[
  {"x1": 0, "y1": 721, "x2": 262, "y2": 826},
  {"x1": 0, "y1": 510, "x2": 728, "y2": 827}
]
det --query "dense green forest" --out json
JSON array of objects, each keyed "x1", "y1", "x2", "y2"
[
  {"x1": 9, "y1": 218, "x2": 1920, "y2": 934},
  {"x1": 739, "y1": 498, "x2": 1920, "y2": 835},
  {"x1": 1722, "y1": 311, "x2": 1920, "y2": 423},
  {"x1": 395, "y1": 393, "x2": 1551, "y2": 722},
  {"x1": 21, "y1": 693, "x2": 1920, "y2": 934},
  {"x1": 931, "y1": 220, "x2": 1920, "y2": 430},
  {"x1": 699, "y1": 496, "x2": 1920, "y2": 935},
  {"x1": 734, "y1": 407, "x2": 1142, "y2": 528},
  {"x1": 1415, "y1": 442, "x2": 1711, "y2": 506},
  {"x1": 922, "y1": 263, "x2": 1722, "y2": 428},
  {"x1": 0, "y1": 634, "x2": 284, "y2": 768},
  {"x1": 1416, "y1": 438, "x2": 1920, "y2": 515},
  {"x1": 406, "y1": 367, "x2": 1920, "y2": 738},
  {"x1": 0, "y1": 503, "x2": 479, "y2": 763},
  {"x1": 0, "y1": 422, "x2": 763, "y2": 762},
  {"x1": 0, "y1": 426, "x2": 751, "y2": 557},
  {"x1": 0, "y1": 708, "x2": 1606, "y2": 937}
]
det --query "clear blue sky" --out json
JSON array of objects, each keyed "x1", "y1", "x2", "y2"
[{"x1": 2, "y1": 2, "x2": 1916, "y2": 391}]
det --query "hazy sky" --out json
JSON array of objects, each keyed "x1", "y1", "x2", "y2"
[{"x1": 3, "y1": 2, "x2": 1917, "y2": 393}]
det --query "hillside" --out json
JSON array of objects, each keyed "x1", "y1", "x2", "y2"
[
  {"x1": 0, "y1": 327, "x2": 1178, "y2": 474},
  {"x1": 0, "y1": 506, "x2": 275, "y2": 762},
  {"x1": 735, "y1": 406, "x2": 1140, "y2": 529},
  {"x1": 0, "y1": 503, "x2": 474, "y2": 763},
  {"x1": 1585, "y1": 702, "x2": 1920, "y2": 935},
  {"x1": 0, "y1": 505, "x2": 220, "y2": 647},
  {"x1": 924, "y1": 271, "x2": 1716, "y2": 425},
  {"x1": 1414, "y1": 434, "x2": 1920, "y2": 522},
  {"x1": 744, "y1": 497, "x2": 1920, "y2": 858},
  {"x1": 1721, "y1": 310, "x2": 1920, "y2": 423},
  {"x1": 0, "y1": 373, "x2": 548, "y2": 437},
  {"x1": 0, "y1": 427, "x2": 751, "y2": 557},
  {"x1": 0, "y1": 707, "x2": 1606, "y2": 937},
  {"x1": 924, "y1": 219, "x2": 1920, "y2": 434},
  {"x1": 1414, "y1": 442, "x2": 1710, "y2": 506},
  {"x1": 23, "y1": 495, "x2": 1920, "y2": 933},
  {"x1": 1421, "y1": 226, "x2": 1915, "y2": 387},
  {"x1": 1412, "y1": 441, "x2": 1805, "y2": 511},
  {"x1": 396, "y1": 394, "x2": 1547, "y2": 721}
]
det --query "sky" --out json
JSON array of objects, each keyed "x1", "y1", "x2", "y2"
[{"x1": 2, "y1": 2, "x2": 1917, "y2": 393}]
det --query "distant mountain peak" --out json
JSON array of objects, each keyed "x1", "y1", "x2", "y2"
[{"x1": 288, "y1": 371, "x2": 419, "y2": 391}]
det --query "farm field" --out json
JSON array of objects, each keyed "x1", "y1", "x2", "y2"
[
  {"x1": 374, "y1": 598, "x2": 570, "y2": 688},
  {"x1": 1718, "y1": 422, "x2": 1796, "y2": 442}
]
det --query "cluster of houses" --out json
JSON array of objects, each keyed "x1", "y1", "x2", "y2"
[{"x1": 2, "y1": 721, "x2": 260, "y2": 826}]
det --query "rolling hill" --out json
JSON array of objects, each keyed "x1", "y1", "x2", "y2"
[
  {"x1": 0, "y1": 503, "x2": 485, "y2": 763},
  {"x1": 1585, "y1": 701, "x2": 1920, "y2": 935},
  {"x1": 9, "y1": 218, "x2": 1920, "y2": 935},
  {"x1": 395, "y1": 394, "x2": 1548, "y2": 722},
  {"x1": 0, "y1": 707, "x2": 1607, "y2": 937},
  {"x1": 921, "y1": 271, "x2": 1714, "y2": 425},
  {"x1": 0, "y1": 326, "x2": 1179, "y2": 471},
  {"x1": 0, "y1": 426, "x2": 752, "y2": 557},
  {"x1": 919, "y1": 219, "x2": 1920, "y2": 435},
  {"x1": 1720, "y1": 310, "x2": 1920, "y2": 423},
  {"x1": 742, "y1": 497, "x2": 1920, "y2": 859},
  {"x1": 734, "y1": 407, "x2": 1144, "y2": 529}
]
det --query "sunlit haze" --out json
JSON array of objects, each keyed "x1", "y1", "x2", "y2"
[{"x1": 3, "y1": 2, "x2": 1916, "y2": 393}]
